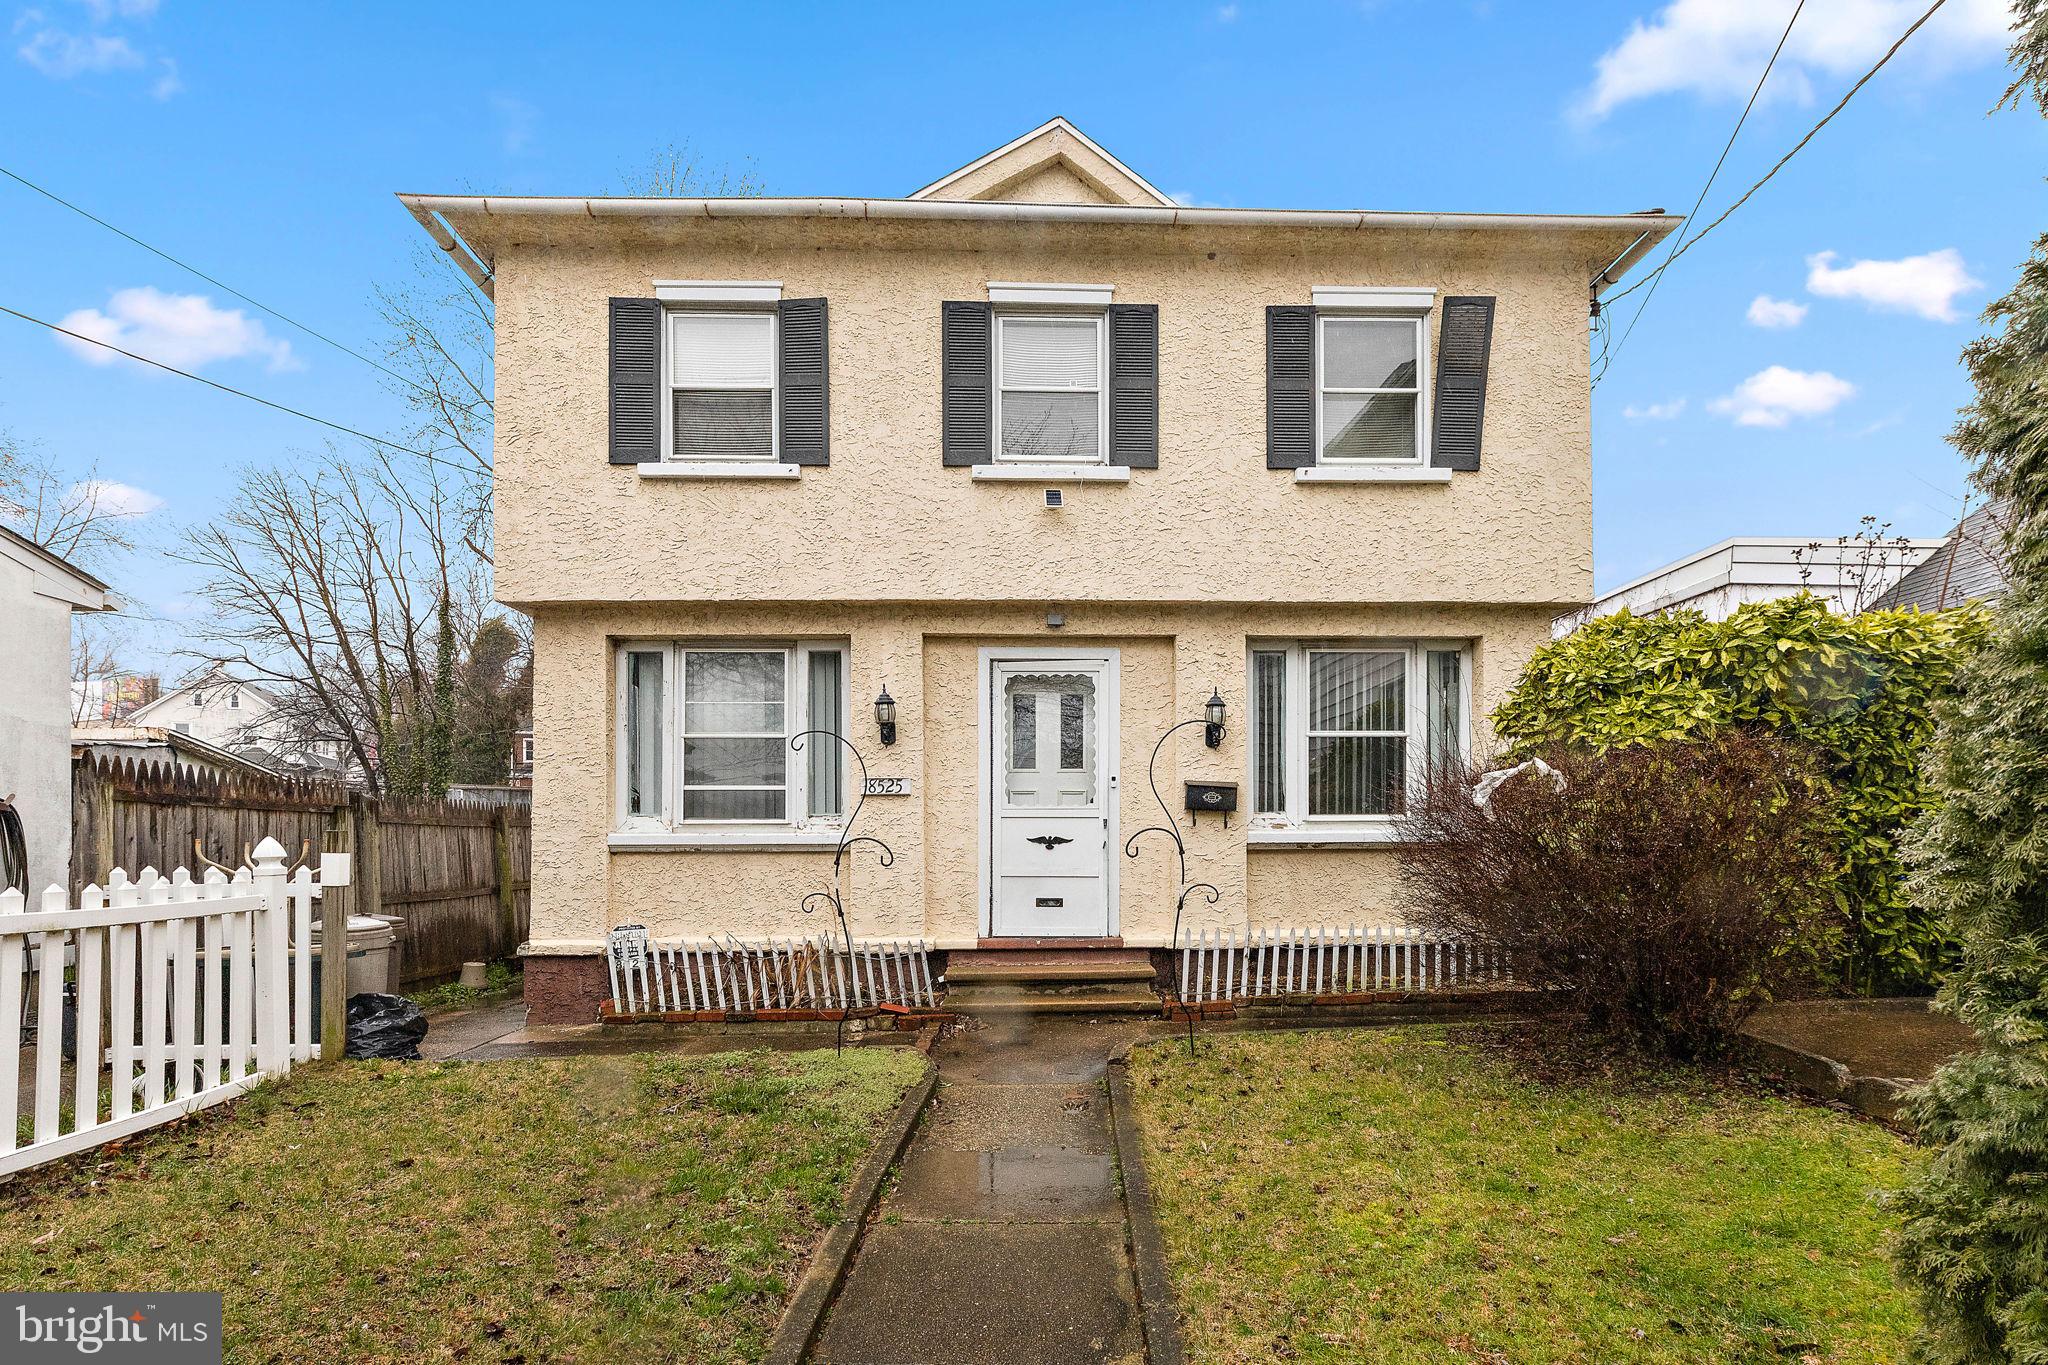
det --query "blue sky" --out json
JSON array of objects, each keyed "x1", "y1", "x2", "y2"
[{"x1": 2, "y1": 0, "x2": 2041, "y2": 672}]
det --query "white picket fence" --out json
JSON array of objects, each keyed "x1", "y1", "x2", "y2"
[
  {"x1": 0, "y1": 837, "x2": 326, "y2": 1178},
  {"x1": 1174, "y1": 924, "x2": 1506, "y2": 1003},
  {"x1": 606, "y1": 929, "x2": 937, "y2": 1014}
]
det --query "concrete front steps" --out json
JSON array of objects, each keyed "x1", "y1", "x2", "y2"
[{"x1": 943, "y1": 949, "x2": 1161, "y2": 1016}]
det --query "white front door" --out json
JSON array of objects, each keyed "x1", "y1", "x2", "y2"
[{"x1": 989, "y1": 657, "x2": 1115, "y2": 937}]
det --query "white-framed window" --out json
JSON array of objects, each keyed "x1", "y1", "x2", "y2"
[
  {"x1": 615, "y1": 642, "x2": 847, "y2": 829},
  {"x1": 663, "y1": 310, "x2": 778, "y2": 462},
  {"x1": 1316, "y1": 313, "x2": 1429, "y2": 464},
  {"x1": 1248, "y1": 641, "x2": 1468, "y2": 823},
  {"x1": 227, "y1": 689, "x2": 241, "y2": 710},
  {"x1": 519, "y1": 735, "x2": 534, "y2": 765},
  {"x1": 994, "y1": 313, "x2": 1106, "y2": 463}
]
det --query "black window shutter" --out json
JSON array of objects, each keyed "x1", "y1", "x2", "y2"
[
  {"x1": 608, "y1": 297, "x2": 661, "y2": 464},
  {"x1": 1107, "y1": 303, "x2": 1159, "y2": 469},
  {"x1": 941, "y1": 301, "x2": 992, "y2": 467},
  {"x1": 1431, "y1": 296, "x2": 1495, "y2": 472},
  {"x1": 778, "y1": 297, "x2": 829, "y2": 466},
  {"x1": 1266, "y1": 305, "x2": 1315, "y2": 469}
]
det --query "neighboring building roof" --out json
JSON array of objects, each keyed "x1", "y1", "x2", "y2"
[
  {"x1": 0, "y1": 524, "x2": 118, "y2": 612},
  {"x1": 71, "y1": 724, "x2": 283, "y2": 781},
  {"x1": 127, "y1": 667, "x2": 280, "y2": 724},
  {"x1": 1869, "y1": 499, "x2": 2010, "y2": 612},
  {"x1": 1555, "y1": 534, "x2": 1946, "y2": 635}
]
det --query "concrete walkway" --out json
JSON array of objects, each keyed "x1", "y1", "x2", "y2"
[{"x1": 811, "y1": 1014, "x2": 1172, "y2": 1365}]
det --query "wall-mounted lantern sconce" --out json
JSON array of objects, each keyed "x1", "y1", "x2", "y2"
[
  {"x1": 875, "y1": 685, "x2": 898, "y2": 747},
  {"x1": 1204, "y1": 687, "x2": 1226, "y2": 748}
]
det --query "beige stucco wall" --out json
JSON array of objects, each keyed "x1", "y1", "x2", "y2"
[
  {"x1": 473, "y1": 213, "x2": 1609, "y2": 614},
  {"x1": 527, "y1": 599, "x2": 1549, "y2": 951}
]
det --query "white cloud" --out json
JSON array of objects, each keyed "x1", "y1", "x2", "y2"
[
  {"x1": 1805, "y1": 247, "x2": 1980, "y2": 321},
  {"x1": 15, "y1": 0, "x2": 176, "y2": 93},
  {"x1": 1216, "y1": 2, "x2": 1239, "y2": 19},
  {"x1": 1746, "y1": 294, "x2": 1808, "y2": 328},
  {"x1": 15, "y1": 13, "x2": 141, "y2": 76},
  {"x1": 69, "y1": 478, "x2": 163, "y2": 518},
  {"x1": 1622, "y1": 398, "x2": 1687, "y2": 420},
  {"x1": 1576, "y1": 0, "x2": 2014, "y2": 121},
  {"x1": 1710, "y1": 365, "x2": 1855, "y2": 427},
  {"x1": 56, "y1": 287, "x2": 300, "y2": 373}
]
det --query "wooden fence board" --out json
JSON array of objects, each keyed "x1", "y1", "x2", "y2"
[{"x1": 71, "y1": 755, "x2": 530, "y2": 986}]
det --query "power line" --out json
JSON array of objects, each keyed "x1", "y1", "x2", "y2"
[
  {"x1": 1600, "y1": 0, "x2": 1950, "y2": 318},
  {"x1": 0, "y1": 300, "x2": 486, "y2": 479},
  {"x1": 0, "y1": 162, "x2": 449, "y2": 402},
  {"x1": 1601, "y1": 0, "x2": 1806, "y2": 381}
]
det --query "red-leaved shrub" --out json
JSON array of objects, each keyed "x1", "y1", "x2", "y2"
[{"x1": 1397, "y1": 731, "x2": 1836, "y2": 1058}]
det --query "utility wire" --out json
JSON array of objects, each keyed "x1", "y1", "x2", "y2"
[
  {"x1": 0, "y1": 300, "x2": 485, "y2": 478},
  {"x1": 1601, "y1": 0, "x2": 1949, "y2": 317},
  {"x1": 0, "y1": 162, "x2": 451, "y2": 402},
  {"x1": 1600, "y1": 0, "x2": 1806, "y2": 382}
]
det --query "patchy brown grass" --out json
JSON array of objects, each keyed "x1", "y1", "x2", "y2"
[
  {"x1": 1128, "y1": 1026, "x2": 1915, "y2": 1365},
  {"x1": 0, "y1": 1049, "x2": 926, "y2": 1364}
]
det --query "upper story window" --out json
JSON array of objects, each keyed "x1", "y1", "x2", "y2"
[
  {"x1": 616, "y1": 642, "x2": 846, "y2": 830},
  {"x1": 995, "y1": 314, "x2": 1105, "y2": 463},
  {"x1": 226, "y1": 689, "x2": 242, "y2": 710},
  {"x1": 666, "y1": 311, "x2": 777, "y2": 462},
  {"x1": 1318, "y1": 313, "x2": 1428, "y2": 464},
  {"x1": 1249, "y1": 640, "x2": 1467, "y2": 824}
]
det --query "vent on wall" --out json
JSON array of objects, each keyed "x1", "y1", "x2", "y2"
[{"x1": 1044, "y1": 488, "x2": 1065, "y2": 510}]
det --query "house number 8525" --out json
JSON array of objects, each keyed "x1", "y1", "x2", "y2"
[{"x1": 862, "y1": 776, "x2": 912, "y2": 796}]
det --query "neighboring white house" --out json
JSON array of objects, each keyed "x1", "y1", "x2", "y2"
[
  {"x1": 1553, "y1": 535, "x2": 1946, "y2": 636},
  {"x1": 124, "y1": 668, "x2": 345, "y2": 778},
  {"x1": 0, "y1": 525, "x2": 117, "y2": 893}
]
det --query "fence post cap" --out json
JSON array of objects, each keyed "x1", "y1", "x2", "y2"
[
  {"x1": 0, "y1": 886, "x2": 23, "y2": 913},
  {"x1": 250, "y1": 837, "x2": 288, "y2": 868}
]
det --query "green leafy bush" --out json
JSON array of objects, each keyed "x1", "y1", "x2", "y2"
[{"x1": 1493, "y1": 593, "x2": 1988, "y2": 993}]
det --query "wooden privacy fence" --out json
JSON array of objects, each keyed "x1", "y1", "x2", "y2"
[
  {"x1": 72, "y1": 754, "x2": 530, "y2": 986},
  {"x1": 605, "y1": 928, "x2": 938, "y2": 1015},
  {"x1": 0, "y1": 840, "x2": 325, "y2": 1177},
  {"x1": 1174, "y1": 924, "x2": 1507, "y2": 1004}
]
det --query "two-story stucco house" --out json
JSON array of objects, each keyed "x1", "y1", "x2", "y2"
[{"x1": 402, "y1": 119, "x2": 1675, "y2": 1022}]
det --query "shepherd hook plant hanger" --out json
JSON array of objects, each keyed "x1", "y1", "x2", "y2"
[
  {"x1": 1124, "y1": 717, "x2": 1222, "y2": 1054},
  {"x1": 790, "y1": 729, "x2": 896, "y2": 1054}
]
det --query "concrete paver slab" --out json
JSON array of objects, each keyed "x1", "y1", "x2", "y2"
[{"x1": 885, "y1": 1145, "x2": 1118, "y2": 1223}]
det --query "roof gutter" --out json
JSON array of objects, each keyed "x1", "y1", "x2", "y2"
[
  {"x1": 398, "y1": 192, "x2": 1677, "y2": 236},
  {"x1": 1588, "y1": 221, "x2": 1669, "y2": 312},
  {"x1": 405, "y1": 201, "x2": 495, "y2": 300}
]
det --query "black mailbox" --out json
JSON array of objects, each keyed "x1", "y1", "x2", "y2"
[{"x1": 1184, "y1": 782, "x2": 1238, "y2": 814}]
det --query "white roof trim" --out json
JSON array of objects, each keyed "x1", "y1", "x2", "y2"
[
  {"x1": 653, "y1": 279, "x2": 782, "y2": 303},
  {"x1": 987, "y1": 280, "x2": 1115, "y2": 306},
  {"x1": 1312, "y1": 285, "x2": 1436, "y2": 311},
  {"x1": 908, "y1": 117, "x2": 1178, "y2": 207}
]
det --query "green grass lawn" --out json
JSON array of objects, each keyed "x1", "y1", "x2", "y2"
[
  {"x1": 1127, "y1": 1027, "x2": 1916, "y2": 1365},
  {"x1": 0, "y1": 1047, "x2": 927, "y2": 1364}
]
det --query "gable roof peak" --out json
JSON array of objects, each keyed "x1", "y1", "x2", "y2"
[{"x1": 909, "y1": 116, "x2": 1176, "y2": 208}]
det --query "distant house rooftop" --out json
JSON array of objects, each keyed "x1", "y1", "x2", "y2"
[
  {"x1": 1868, "y1": 499, "x2": 2009, "y2": 612},
  {"x1": 1555, "y1": 534, "x2": 1946, "y2": 636}
]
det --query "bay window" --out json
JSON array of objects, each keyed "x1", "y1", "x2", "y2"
[
  {"x1": 616, "y1": 642, "x2": 847, "y2": 828},
  {"x1": 1249, "y1": 641, "x2": 1468, "y2": 825}
]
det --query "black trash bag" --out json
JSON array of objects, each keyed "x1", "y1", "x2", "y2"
[{"x1": 345, "y1": 993, "x2": 428, "y2": 1060}]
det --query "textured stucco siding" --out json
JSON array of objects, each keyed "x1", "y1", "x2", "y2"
[
  {"x1": 526, "y1": 600, "x2": 1550, "y2": 951},
  {"x1": 483, "y1": 215, "x2": 1598, "y2": 612}
]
